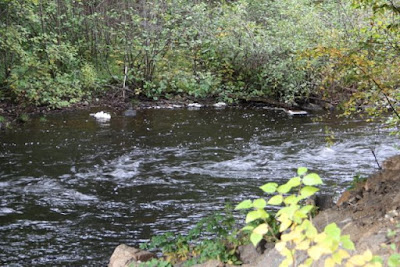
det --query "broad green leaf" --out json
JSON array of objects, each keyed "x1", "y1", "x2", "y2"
[
  {"x1": 246, "y1": 210, "x2": 261, "y2": 223},
  {"x1": 287, "y1": 176, "x2": 301, "y2": 187},
  {"x1": 250, "y1": 232, "x2": 263, "y2": 247},
  {"x1": 371, "y1": 255, "x2": 383, "y2": 264},
  {"x1": 260, "y1": 182, "x2": 278, "y2": 193},
  {"x1": 299, "y1": 205, "x2": 315, "y2": 215},
  {"x1": 257, "y1": 208, "x2": 270, "y2": 220},
  {"x1": 324, "y1": 223, "x2": 341, "y2": 241},
  {"x1": 305, "y1": 223, "x2": 318, "y2": 239},
  {"x1": 241, "y1": 225, "x2": 254, "y2": 232},
  {"x1": 284, "y1": 195, "x2": 299, "y2": 205},
  {"x1": 303, "y1": 173, "x2": 323, "y2": 186},
  {"x1": 268, "y1": 195, "x2": 283, "y2": 205},
  {"x1": 235, "y1": 199, "x2": 253, "y2": 210},
  {"x1": 294, "y1": 210, "x2": 308, "y2": 222},
  {"x1": 297, "y1": 167, "x2": 308, "y2": 176},
  {"x1": 300, "y1": 186, "x2": 319, "y2": 198},
  {"x1": 277, "y1": 183, "x2": 292, "y2": 194},
  {"x1": 340, "y1": 235, "x2": 355, "y2": 250},
  {"x1": 253, "y1": 223, "x2": 269, "y2": 235},
  {"x1": 253, "y1": 198, "x2": 267, "y2": 209}
]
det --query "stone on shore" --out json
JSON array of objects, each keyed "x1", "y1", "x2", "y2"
[{"x1": 108, "y1": 244, "x2": 156, "y2": 267}]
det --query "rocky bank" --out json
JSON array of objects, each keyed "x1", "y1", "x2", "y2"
[{"x1": 109, "y1": 155, "x2": 400, "y2": 267}]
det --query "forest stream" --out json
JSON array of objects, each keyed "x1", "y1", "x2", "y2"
[{"x1": 0, "y1": 107, "x2": 398, "y2": 266}]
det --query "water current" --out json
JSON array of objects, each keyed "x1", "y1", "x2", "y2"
[{"x1": 0, "y1": 107, "x2": 398, "y2": 266}]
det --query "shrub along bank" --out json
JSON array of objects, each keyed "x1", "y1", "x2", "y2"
[{"x1": 1, "y1": 0, "x2": 399, "y2": 124}]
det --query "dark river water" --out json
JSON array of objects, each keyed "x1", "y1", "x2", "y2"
[{"x1": 0, "y1": 107, "x2": 398, "y2": 266}]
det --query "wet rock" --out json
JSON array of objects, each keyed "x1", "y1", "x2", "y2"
[
  {"x1": 213, "y1": 102, "x2": 227, "y2": 108},
  {"x1": 187, "y1": 103, "x2": 203, "y2": 109},
  {"x1": 238, "y1": 241, "x2": 272, "y2": 265},
  {"x1": 123, "y1": 107, "x2": 137, "y2": 117},
  {"x1": 108, "y1": 244, "x2": 156, "y2": 267},
  {"x1": 307, "y1": 194, "x2": 334, "y2": 211},
  {"x1": 285, "y1": 110, "x2": 308, "y2": 116}
]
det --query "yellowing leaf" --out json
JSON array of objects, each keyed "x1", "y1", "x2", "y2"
[
  {"x1": 279, "y1": 258, "x2": 293, "y2": 267},
  {"x1": 260, "y1": 182, "x2": 278, "y2": 193},
  {"x1": 308, "y1": 245, "x2": 326, "y2": 260},
  {"x1": 279, "y1": 218, "x2": 293, "y2": 232},
  {"x1": 362, "y1": 249, "x2": 373, "y2": 262},
  {"x1": 325, "y1": 257, "x2": 336, "y2": 267},
  {"x1": 281, "y1": 231, "x2": 301, "y2": 242},
  {"x1": 253, "y1": 223, "x2": 269, "y2": 235},
  {"x1": 347, "y1": 254, "x2": 367, "y2": 266},
  {"x1": 275, "y1": 241, "x2": 287, "y2": 252},
  {"x1": 295, "y1": 240, "x2": 310, "y2": 250}
]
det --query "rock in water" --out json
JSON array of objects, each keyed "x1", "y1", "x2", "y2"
[
  {"x1": 109, "y1": 244, "x2": 155, "y2": 267},
  {"x1": 187, "y1": 103, "x2": 203, "y2": 108},
  {"x1": 90, "y1": 111, "x2": 111, "y2": 121},
  {"x1": 123, "y1": 108, "x2": 137, "y2": 117},
  {"x1": 213, "y1": 102, "x2": 227, "y2": 108},
  {"x1": 286, "y1": 110, "x2": 308, "y2": 116}
]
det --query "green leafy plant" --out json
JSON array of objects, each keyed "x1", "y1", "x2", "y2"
[
  {"x1": 140, "y1": 206, "x2": 242, "y2": 266},
  {"x1": 235, "y1": 167, "x2": 322, "y2": 247},
  {"x1": 378, "y1": 223, "x2": 400, "y2": 267},
  {"x1": 236, "y1": 168, "x2": 383, "y2": 267}
]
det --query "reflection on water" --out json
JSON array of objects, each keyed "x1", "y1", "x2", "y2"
[{"x1": 0, "y1": 108, "x2": 398, "y2": 265}]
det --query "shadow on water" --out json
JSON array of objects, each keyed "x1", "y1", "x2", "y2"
[{"x1": 0, "y1": 107, "x2": 398, "y2": 265}]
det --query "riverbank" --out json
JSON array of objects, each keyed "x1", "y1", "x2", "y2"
[
  {"x1": 109, "y1": 155, "x2": 400, "y2": 267},
  {"x1": 0, "y1": 93, "x2": 325, "y2": 129}
]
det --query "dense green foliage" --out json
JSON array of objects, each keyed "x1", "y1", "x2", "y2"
[
  {"x1": 0, "y1": 0, "x2": 361, "y2": 108},
  {"x1": 1, "y1": 1, "x2": 399, "y2": 131},
  {"x1": 140, "y1": 207, "x2": 243, "y2": 266}
]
